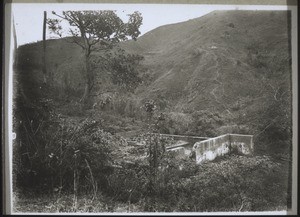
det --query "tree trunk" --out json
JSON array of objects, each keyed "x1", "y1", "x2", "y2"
[
  {"x1": 81, "y1": 54, "x2": 91, "y2": 102},
  {"x1": 81, "y1": 51, "x2": 94, "y2": 105},
  {"x1": 42, "y1": 11, "x2": 47, "y2": 84}
]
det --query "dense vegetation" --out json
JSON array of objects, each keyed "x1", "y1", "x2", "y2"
[{"x1": 13, "y1": 10, "x2": 292, "y2": 213}]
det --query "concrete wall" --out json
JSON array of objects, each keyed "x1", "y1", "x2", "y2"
[
  {"x1": 193, "y1": 134, "x2": 231, "y2": 164},
  {"x1": 165, "y1": 135, "x2": 209, "y2": 159},
  {"x1": 193, "y1": 134, "x2": 253, "y2": 164},
  {"x1": 230, "y1": 134, "x2": 254, "y2": 155}
]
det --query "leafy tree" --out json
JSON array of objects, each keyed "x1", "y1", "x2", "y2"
[
  {"x1": 47, "y1": 10, "x2": 143, "y2": 103},
  {"x1": 110, "y1": 50, "x2": 143, "y2": 91}
]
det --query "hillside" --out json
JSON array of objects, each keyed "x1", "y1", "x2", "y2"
[
  {"x1": 123, "y1": 10, "x2": 292, "y2": 155},
  {"x1": 125, "y1": 10, "x2": 291, "y2": 111},
  {"x1": 15, "y1": 10, "x2": 292, "y2": 154}
]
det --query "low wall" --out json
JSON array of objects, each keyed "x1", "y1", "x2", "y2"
[
  {"x1": 230, "y1": 134, "x2": 254, "y2": 155},
  {"x1": 193, "y1": 134, "x2": 253, "y2": 164},
  {"x1": 164, "y1": 134, "x2": 209, "y2": 159},
  {"x1": 159, "y1": 134, "x2": 209, "y2": 145},
  {"x1": 167, "y1": 142, "x2": 194, "y2": 158}
]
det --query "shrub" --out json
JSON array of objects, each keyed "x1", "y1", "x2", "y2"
[
  {"x1": 14, "y1": 111, "x2": 116, "y2": 198},
  {"x1": 151, "y1": 155, "x2": 289, "y2": 212},
  {"x1": 188, "y1": 110, "x2": 225, "y2": 136},
  {"x1": 105, "y1": 163, "x2": 149, "y2": 203},
  {"x1": 216, "y1": 124, "x2": 251, "y2": 135}
]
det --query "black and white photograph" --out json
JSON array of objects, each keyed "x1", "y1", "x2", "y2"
[{"x1": 3, "y1": 0, "x2": 298, "y2": 215}]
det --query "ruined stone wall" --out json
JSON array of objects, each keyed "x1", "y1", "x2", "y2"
[{"x1": 193, "y1": 134, "x2": 253, "y2": 164}]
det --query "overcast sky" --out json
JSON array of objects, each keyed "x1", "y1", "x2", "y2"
[{"x1": 12, "y1": 3, "x2": 290, "y2": 46}]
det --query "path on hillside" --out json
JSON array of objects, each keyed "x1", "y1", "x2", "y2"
[
  {"x1": 205, "y1": 48, "x2": 222, "y2": 103},
  {"x1": 200, "y1": 47, "x2": 234, "y2": 116}
]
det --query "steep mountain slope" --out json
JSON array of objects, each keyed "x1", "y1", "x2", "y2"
[{"x1": 123, "y1": 10, "x2": 291, "y2": 113}]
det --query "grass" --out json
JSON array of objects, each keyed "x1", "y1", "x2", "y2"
[
  {"x1": 13, "y1": 192, "x2": 288, "y2": 213},
  {"x1": 13, "y1": 192, "x2": 145, "y2": 213},
  {"x1": 12, "y1": 153, "x2": 290, "y2": 213}
]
